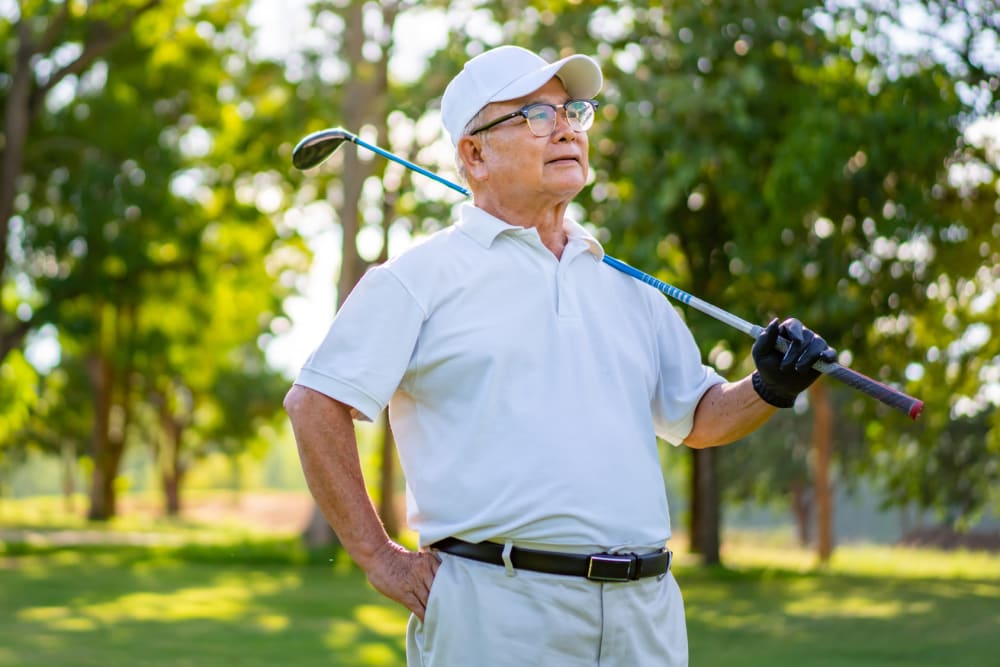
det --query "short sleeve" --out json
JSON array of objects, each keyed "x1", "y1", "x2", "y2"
[
  {"x1": 650, "y1": 302, "x2": 726, "y2": 445},
  {"x1": 294, "y1": 266, "x2": 425, "y2": 421}
]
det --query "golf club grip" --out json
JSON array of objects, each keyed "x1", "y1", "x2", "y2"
[{"x1": 812, "y1": 359, "x2": 924, "y2": 419}]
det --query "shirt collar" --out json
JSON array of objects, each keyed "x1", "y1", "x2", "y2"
[{"x1": 455, "y1": 203, "x2": 605, "y2": 259}]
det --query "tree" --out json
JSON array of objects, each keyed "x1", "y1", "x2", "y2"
[
  {"x1": 500, "y1": 0, "x2": 996, "y2": 561},
  {"x1": 5, "y1": 0, "x2": 302, "y2": 519},
  {"x1": 821, "y1": 0, "x2": 1000, "y2": 532},
  {"x1": 271, "y1": 0, "x2": 999, "y2": 561},
  {"x1": 282, "y1": 0, "x2": 469, "y2": 548},
  {"x1": 0, "y1": 351, "x2": 40, "y2": 502},
  {"x1": 280, "y1": 0, "x2": 400, "y2": 548},
  {"x1": 1, "y1": 0, "x2": 163, "y2": 364}
]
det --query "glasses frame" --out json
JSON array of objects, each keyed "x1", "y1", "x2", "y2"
[{"x1": 468, "y1": 99, "x2": 600, "y2": 138}]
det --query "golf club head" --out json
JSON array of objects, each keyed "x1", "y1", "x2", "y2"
[{"x1": 292, "y1": 128, "x2": 354, "y2": 170}]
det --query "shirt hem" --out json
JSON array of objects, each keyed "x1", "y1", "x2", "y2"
[{"x1": 294, "y1": 369, "x2": 383, "y2": 422}]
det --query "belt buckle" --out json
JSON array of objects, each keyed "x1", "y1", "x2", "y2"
[{"x1": 586, "y1": 553, "x2": 637, "y2": 582}]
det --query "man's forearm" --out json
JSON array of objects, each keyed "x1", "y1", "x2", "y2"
[
  {"x1": 284, "y1": 385, "x2": 392, "y2": 568},
  {"x1": 284, "y1": 385, "x2": 440, "y2": 620},
  {"x1": 684, "y1": 376, "x2": 777, "y2": 449}
]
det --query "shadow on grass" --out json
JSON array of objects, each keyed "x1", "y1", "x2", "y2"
[
  {"x1": 1, "y1": 541, "x2": 407, "y2": 667},
  {"x1": 678, "y1": 564, "x2": 1000, "y2": 667},
  {"x1": 3, "y1": 539, "x2": 998, "y2": 667}
]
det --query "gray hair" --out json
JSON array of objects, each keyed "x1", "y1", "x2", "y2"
[{"x1": 455, "y1": 106, "x2": 491, "y2": 183}]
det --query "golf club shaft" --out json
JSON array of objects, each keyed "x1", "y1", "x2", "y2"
[
  {"x1": 603, "y1": 256, "x2": 923, "y2": 419},
  {"x1": 347, "y1": 133, "x2": 472, "y2": 196},
  {"x1": 294, "y1": 128, "x2": 923, "y2": 419}
]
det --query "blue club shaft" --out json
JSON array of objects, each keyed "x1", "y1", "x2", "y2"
[{"x1": 347, "y1": 134, "x2": 473, "y2": 197}]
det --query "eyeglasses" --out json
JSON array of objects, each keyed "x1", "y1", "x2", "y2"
[{"x1": 469, "y1": 99, "x2": 599, "y2": 138}]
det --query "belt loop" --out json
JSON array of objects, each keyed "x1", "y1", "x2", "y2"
[{"x1": 501, "y1": 540, "x2": 515, "y2": 577}]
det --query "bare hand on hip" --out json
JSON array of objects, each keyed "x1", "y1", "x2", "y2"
[{"x1": 365, "y1": 542, "x2": 441, "y2": 621}]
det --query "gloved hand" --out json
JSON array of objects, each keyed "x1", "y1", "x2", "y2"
[{"x1": 751, "y1": 318, "x2": 837, "y2": 408}]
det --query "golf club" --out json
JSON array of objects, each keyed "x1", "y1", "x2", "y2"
[
  {"x1": 292, "y1": 127, "x2": 924, "y2": 420},
  {"x1": 292, "y1": 128, "x2": 468, "y2": 194}
]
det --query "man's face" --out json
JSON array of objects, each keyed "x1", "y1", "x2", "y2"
[{"x1": 467, "y1": 78, "x2": 590, "y2": 204}]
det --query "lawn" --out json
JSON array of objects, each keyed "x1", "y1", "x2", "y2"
[
  {"x1": 1, "y1": 546, "x2": 405, "y2": 667},
  {"x1": 2, "y1": 500, "x2": 998, "y2": 666}
]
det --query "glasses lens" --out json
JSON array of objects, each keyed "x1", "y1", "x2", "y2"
[
  {"x1": 524, "y1": 105, "x2": 557, "y2": 137},
  {"x1": 565, "y1": 100, "x2": 595, "y2": 131}
]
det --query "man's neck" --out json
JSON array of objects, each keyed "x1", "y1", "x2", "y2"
[{"x1": 474, "y1": 197, "x2": 570, "y2": 259}]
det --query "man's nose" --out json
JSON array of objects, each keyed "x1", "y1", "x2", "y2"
[{"x1": 552, "y1": 109, "x2": 575, "y2": 140}]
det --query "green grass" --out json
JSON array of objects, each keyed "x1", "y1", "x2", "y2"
[
  {"x1": 681, "y1": 567, "x2": 999, "y2": 665},
  {"x1": 2, "y1": 499, "x2": 999, "y2": 666},
  {"x1": 1, "y1": 541, "x2": 406, "y2": 667}
]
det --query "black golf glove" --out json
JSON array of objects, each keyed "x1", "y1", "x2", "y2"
[{"x1": 751, "y1": 317, "x2": 837, "y2": 408}]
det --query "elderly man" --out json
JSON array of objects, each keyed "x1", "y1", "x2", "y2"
[{"x1": 284, "y1": 45, "x2": 834, "y2": 666}]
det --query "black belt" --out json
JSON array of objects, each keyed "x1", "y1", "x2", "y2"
[{"x1": 431, "y1": 538, "x2": 672, "y2": 582}]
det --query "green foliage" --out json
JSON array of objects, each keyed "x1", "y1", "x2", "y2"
[
  {"x1": 264, "y1": 0, "x2": 1000, "y2": 530},
  {"x1": 4, "y1": 356, "x2": 90, "y2": 458},
  {"x1": 3, "y1": 0, "x2": 998, "y2": 531},
  {"x1": 3, "y1": 0, "x2": 299, "y2": 514},
  {"x1": 0, "y1": 352, "x2": 39, "y2": 456},
  {"x1": 721, "y1": 396, "x2": 868, "y2": 506},
  {"x1": 494, "y1": 0, "x2": 999, "y2": 523}
]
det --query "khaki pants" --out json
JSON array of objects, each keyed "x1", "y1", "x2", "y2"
[{"x1": 407, "y1": 551, "x2": 688, "y2": 666}]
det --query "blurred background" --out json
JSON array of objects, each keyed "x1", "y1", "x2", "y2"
[{"x1": 1, "y1": 0, "x2": 998, "y2": 665}]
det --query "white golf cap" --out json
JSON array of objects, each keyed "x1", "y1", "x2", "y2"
[{"x1": 440, "y1": 45, "x2": 603, "y2": 146}]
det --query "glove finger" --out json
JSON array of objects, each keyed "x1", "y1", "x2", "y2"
[
  {"x1": 797, "y1": 335, "x2": 830, "y2": 371},
  {"x1": 779, "y1": 317, "x2": 804, "y2": 343},
  {"x1": 779, "y1": 318, "x2": 807, "y2": 371},
  {"x1": 754, "y1": 318, "x2": 780, "y2": 354}
]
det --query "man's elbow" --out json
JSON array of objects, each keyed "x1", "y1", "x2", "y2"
[
  {"x1": 283, "y1": 384, "x2": 308, "y2": 418},
  {"x1": 284, "y1": 385, "x2": 352, "y2": 423},
  {"x1": 683, "y1": 384, "x2": 724, "y2": 449},
  {"x1": 683, "y1": 431, "x2": 721, "y2": 450}
]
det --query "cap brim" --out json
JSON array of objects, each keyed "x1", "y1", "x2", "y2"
[{"x1": 488, "y1": 54, "x2": 603, "y2": 104}]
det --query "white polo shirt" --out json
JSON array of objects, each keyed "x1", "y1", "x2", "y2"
[{"x1": 296, "y1": 204, "x2": 725, "y2": 549}]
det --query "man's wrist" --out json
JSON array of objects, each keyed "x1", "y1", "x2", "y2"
[
  {"x1": 751, "y1": 371, "x2": 797, "y2": 408},
  {"x1": 354, "y1": 537, "x2": 409, "y2": 570}
]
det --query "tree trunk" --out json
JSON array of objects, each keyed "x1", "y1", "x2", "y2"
[
  {"x1": 86, "y1": 303, "x2": 134, "y2": 521},
  {"x1": 336, "y1": 0, "x2": 375, "y2": 308},
  {"x1": 378, "y1": 415, "x2": 401, "y2": 538},
  {"x1": 689, "y1": 450, "x2": 701, "y2": 553},
  {"x1": 790, "y1": 480, "x2": 811, "y2": 547},
  {"x1": 0, "y1": 22, "x2": 34, "y2": 301},
  {"x1": 303, "y1": 507, "x2": 337, "y2": 550},
  {"x1": 810, "y1": 382, "x2": 834, "y2": 562},
  {"x1": 689, "y1": 447, "x2": 721, "y2": 564},
  {"x1": 111, "y1": 304, "x2": 136, "y2": 510},
  {"x1": 301, "y1": 0, "x2": 397, "y2": 550},
  {"x1": 87, "y1": 348, "x2": 116, "y2": 521},
  {"x1": 0, "y1": 20, "x2": 38, "y2": 364},
  {"x1": 62, "y1": 442, "x2": 76, "y2": 514},
  {"x1": 0, "y1": 2, "x2": 161, "y2": 364},
  {"x1": 156, "y1": 387, "x2": 186, "y2": 517},
  {"x1": 163, "y1": 468, "x2": 183, "y2": 516},
  {"x1": 372, "y1": 133, "x2": 405, "y2": 540}
]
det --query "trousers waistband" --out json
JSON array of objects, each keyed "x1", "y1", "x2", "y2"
[{"x1": 431, "y1": 537, "x2": 672, "y2": 582}]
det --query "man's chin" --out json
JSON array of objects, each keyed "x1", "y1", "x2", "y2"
[{"x1": 544, "y1": 169, "x2": 587, "y2": 191}]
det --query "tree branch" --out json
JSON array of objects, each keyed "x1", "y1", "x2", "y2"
[
  {"x1": 32, "y1": 0, "x2": 163, "y2": 106},
  {"x1": 0, "y1": 316, "x2": 35, "y2": 365},
  {"x1": 36, "y1": 2, "x2": 72, "y2": 55}
]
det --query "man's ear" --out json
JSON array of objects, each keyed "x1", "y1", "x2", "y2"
[{"x1": 457, "y1": 136, "x2": 489, "y2": 182}]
